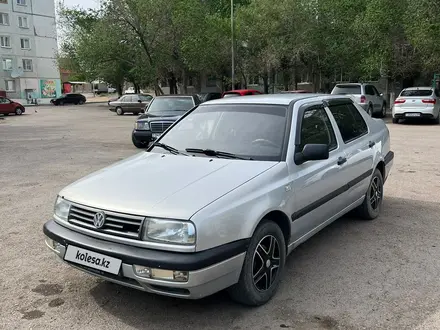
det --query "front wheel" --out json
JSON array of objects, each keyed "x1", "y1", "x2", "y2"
[
  {"x1": 78, "y1": 100, "x2": 85, "y2": 105},
  {"x1": 392, "y1": 117, "x2": 399, "y2": 124},
  {"x1": 356, "y1": 168, "x2": 384, "y2": 220},
  {"x1": 228, "y1": 220, "x2": 286, "y2": 306},
  {"x1": 132, "y1": 135, "x2": 148, "y2": 148},
  {"x1": 116, "y1": 107, "x2": 123, "y2": 115},
  {"x1": 15, "y1": 108, "x2": 23, "y2": 115}
]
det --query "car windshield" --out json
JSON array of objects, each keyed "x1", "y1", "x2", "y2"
[
  {"x1": 332, "y1": 85, "x2": 362, "y2": 95},
  {"x1": 400, "y1": 89, "x2": 432, "y2": 97},
  {"x1": 151, "y1": 104, "x2": 288, "y2": 161},
  {"x1": 148, "y1": 97, "x2": 194, "y2": 113}
]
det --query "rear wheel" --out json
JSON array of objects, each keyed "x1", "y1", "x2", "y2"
[
  {"x1": 380, "y1": 103, "x2": 386, "y2": 118},
  {"x1": 356, "y1": 168, "x2": 384, "y2": 220},
  {"x1": 15, "y1": 108, "x2": 23, "y2": 115},
  {"x1": 59, "y1": 100, "x2": 64, "y2": 106},
  {"x1": 133, "y1": 112, "x2": 139, "y2": 116},
  {"x1": 228, "y1": 220, "x2": 286, "y2": 306},
  {"x1": 392, "y1": 117, "x2": 399, "y2": 124},
  {"x1": 116, "y1": 107, "x2": 123, "y2": 115},
  {"x1": 434, "y1": 114, "x2": 440, "y2": 124},
  {"x1": 367, "y1": 105, "x2": 373, "y2": 117}
]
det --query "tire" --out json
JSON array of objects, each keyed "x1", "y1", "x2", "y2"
[
  {"x1": 380, "y1": 103, "x2": 386, "y2": 118},
  {"x1": 59, "y1": 101, "x2": 64, "y2": 106},
  {"x1": 367, "y1": 105, "x2": 373, "y2": 117},
  {"x1": 116, "y1": 107, "x2": 124, "y2": 116},
  {"x1": 228, "y1": 220, "x2": 286, "y2": 306},
  {"x1": 392, "y1": 117, "x2": 399, "y2": 124},
  {"x1": 132, "y1": 135, "x2": 148, "y2": 148},
  {"x1": 133, "y1": 112, "x2": 139, "y2": 116},
  {"x1": 78, "y1": 100, "x2": 85, "y2": 105},
  {"x1": 434, "y1": 114, "x2": 440, "y2": 124},
  {"x1": 356, "y1": 168, "x2": 384, "y2": 220},
  {"x1": 15, "y1": 108, "x2": 23, "y2": 115}
]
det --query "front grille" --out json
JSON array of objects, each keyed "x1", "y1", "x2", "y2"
[
  {"x1": 68, "y1": 204, "x2": 144, "y2": 239},
  {"x1": 150, "y1": 121, "x2": 174, "y2": 134}
]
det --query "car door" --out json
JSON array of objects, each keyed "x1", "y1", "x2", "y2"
[
  {"x1": 326, "y1": 100, "x2": 374, "y2": 205},
  {"x1": 119, "y1": 95, "x2": 130, "y2": 111},
  {"x1": 0, "y1": 97, "x2": 9, "y2": 113},
  {"x1": 364, "y1": 85, "x2": 376, "y2": 112},
  {"x1": 289, "y1": 104, "x2": 349, "y2": 242},
  {"x1": 371, "y1": 86, "x2": 383, "y2": 110}
]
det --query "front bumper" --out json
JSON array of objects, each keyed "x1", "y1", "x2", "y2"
[
  {"x1": 43, "y1": 220, "x2": 247, "y2": 299},
  {"x1": 132, "y1": 130, "x2": 156, "y2": 143}
]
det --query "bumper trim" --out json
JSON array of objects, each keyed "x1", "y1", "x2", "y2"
[
  {"x1": 43, "y1": 220, "x2": 250, "y2": 271},
  {"x1": 384, "y1": 151, "x2": 394, "y2": 165}
]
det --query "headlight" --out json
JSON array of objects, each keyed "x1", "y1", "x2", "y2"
[
  {"x1": 54, "y1": 196, "x2": 71, "y2": 221},
  {"x1": 134, "y1": 121, "x2": 150, "y2": 130},
  {"x1": 143, "y1": 218, "x2": 196, "y2": 245}
]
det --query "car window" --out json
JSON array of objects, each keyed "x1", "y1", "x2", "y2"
[
  {"x1": 152, "y1": 104, "x2": 288, "y2": 161},
  {"x1": 300, "y1": 107, "x2": 337, "y2": 151},
  {"x1": 332, "y1": 85, "x2": 361, "y2": 95},
  {"x1": 148, "y1": 97, "x2": 195, "y2": 113},
  {"x1": 328, "y1": 103, "x2": 368, "y2": 143},
  {"x1": 0, "y1": 97, "x2": 8, "y2": 104},
  {"x1": 364, "y1": 85, "x2": 375, "y2": 95},
  {"x1": 139, "y1": 95, "x2": 152, "y2": 102},
  {"x1": 400, "y1": 89, "x2": 433, "y2": 97},
  {"x1": 372, "y1": 86, "x2": 381, "y2": 96}
]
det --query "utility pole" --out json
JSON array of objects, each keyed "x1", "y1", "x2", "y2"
[{"x1": 231, "y1": 0, "x2": 235, "y2": 90}]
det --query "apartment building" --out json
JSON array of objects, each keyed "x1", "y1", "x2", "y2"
[{"x1": 0, "y1": 0, "x2": 61, "y2": 100}]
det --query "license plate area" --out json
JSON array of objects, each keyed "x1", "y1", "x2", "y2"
[
  {"x1": 405, "y1": 113, "x2": 421, "y2": 117},
  {"x1": 64, "y1": 245, "x2": 122, "y2": 275}
]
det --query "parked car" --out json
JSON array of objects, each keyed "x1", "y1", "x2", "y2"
[
  {"x1": 125, "y1": 87, "x2": 145, "y2": 94},
  {"x1": 50, "y1": 93, "x2": 86, "y2": 106},
  {"x1": 132, "y1": 95, "x2": 200, "y2": 148},
  {"x1": 331, "y1": 83, "x2": 386, "y2": 118},
  {"x1": 392, "y1": 87, "x2": 440, "y2": 124},
  {"x1": 197, "y1": 92, "x2": 222, "y2": 103},
  {"x1": 0, "y1": 97, "x2": 25, "y2": 116},
  {"x1": 222, "y1": 89, "x2": 263, "y2": 97},
  {"x1": 43, "y1": 93, "x2": 394, "y2": 306},
  {"x1": 280, "y1": 90, "x2": 310, "y2": 94},
  {"x1": 109, "y1": 94, "x2": 153, "y2": 116}
]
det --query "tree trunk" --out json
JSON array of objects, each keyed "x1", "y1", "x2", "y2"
[
  {"x1": 241, "y1": 71, "x2": 247, "y2": 89},
  {"x1": 182, "y1": 69, "x2": 188, "y2": 94},
  {"x1": 283, "y1": 71, "x2": 289, "y2": 91},
  {"x1": 263, "y1": 71, "x2": 269, "y2": 94},
  {"x1": 134, "y1": 83, "x2": 140, "y2": 94},
  {"x1": 117, "y1": 83, "x2": 123, "y2": 96},
  {"x1": 271, "y1": 69, "x2": 276, "y2": 93}
]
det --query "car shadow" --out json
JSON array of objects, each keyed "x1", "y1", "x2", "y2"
[{"x1": 88, "y1": 196, "x2": 440, "y2": 329}]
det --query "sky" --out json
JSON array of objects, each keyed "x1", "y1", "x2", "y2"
[{"x1": 60, "y1": 0, "x2": 100, "y2": 10}]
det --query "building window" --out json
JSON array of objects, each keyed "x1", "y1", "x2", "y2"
[
  {"x1": 20, "y1": 38, "x2": 30, "y2": 49},
  {"x1": 5, "y1": 80, "x2": 15, "y2": 91},
  {"x1": 2, "y1": 58, "x2": 12, "y2": 70},
  {"x1": 0, "y1": 13, "x2": 8, "y2": 25},
  {"x1": 0, "y1": 36, "x2": 10, "y2": 48},
  {"x1": 16, "y1": 0, "x2": 26, "y2": 5},
  {"x1": 18, "y1": 16, "x2": 28, "y2": 28},
  {"x1": 0, "y1": 0, "x2": 8, "y2": 4},
  {"x1": 22, "y1": 59, "x2": 32, "y2": 71}
]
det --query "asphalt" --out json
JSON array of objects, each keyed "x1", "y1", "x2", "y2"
[{"x1": 1, "y1": 104, "x2": 440, "y2": 330}]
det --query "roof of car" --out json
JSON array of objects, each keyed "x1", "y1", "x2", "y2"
[
  {"x1": 223, "y1": 89, "x2": 261, "y2": 93},
  {"x1": 154, "y1": 94, "x2": 197, "y2": 98},
  {"x1": 204, "y1": 93, "x2": 346, "y2": 106},
  {"x1": 403, "y1": 87, "x2": 433, "y2": 90}
]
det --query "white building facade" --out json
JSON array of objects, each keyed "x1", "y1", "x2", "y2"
[{"x1": 0, "y1": 0, "x2": 61, "y2": 100}]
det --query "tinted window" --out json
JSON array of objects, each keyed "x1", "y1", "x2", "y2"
[
  {"x1": 119, "y1": 96, "x2": 128, "y2": 102},
  {"x1": 139, "y1": 95, "x2": 152, "y2": 101},
  {"x1": 152, "y1": 104, "x2": 288, "y2": 161},
  {"x1": 300, "y1": 107, "x2": 337, "y2": 151},
  {"x1": 328, "y1": 103, "x2": 368, "y2": 143},
  {"x1": 364, "y1": 85, "x2": 375, "y2": 95},
  {"x1": 372, "y1": 86, "x2": 381, "y2": 96},
  {"x1": 148, "y1": 97, "x2": 194, "y2": 113},
  {"x1": 332, "y1": 85, "x2": 362, "y2": 95},
  {"x1": 400, "y1": 89, "x2": 433, "y2": 97}
]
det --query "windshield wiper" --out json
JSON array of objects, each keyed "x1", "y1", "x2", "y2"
[
  {"x1": 153, "y1": 143, "x2": 189, "y2": 156},
  {"x1": 185, "y1": 148, "x2": 252, "y2": 160}
]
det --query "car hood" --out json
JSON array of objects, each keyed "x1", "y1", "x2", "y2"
[
  {"x1": 137, "y1": 111, "x2": 187, "y2": 121},
  {"x1": 59, "y1": 152, "x2": 277, "y2": 220}
]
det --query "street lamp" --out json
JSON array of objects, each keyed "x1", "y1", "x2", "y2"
[{"x1": 231, "y1": 0, "x2": 235, "y2": 90}]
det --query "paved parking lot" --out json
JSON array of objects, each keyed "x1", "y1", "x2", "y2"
[{"x1": 1, "y1": 104, "x2": 440, "y2": 330}]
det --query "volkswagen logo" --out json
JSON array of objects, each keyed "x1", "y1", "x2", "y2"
[{"x1": 93, "y1": 211, "x2": 106, "y2": 229}]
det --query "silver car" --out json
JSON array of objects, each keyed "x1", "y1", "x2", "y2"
[
  {"x1": 392, "y1": 87, "x2": 440, "y2": 124},
  {"x1": 43, "y1": 94, "x2": 394, "y2": 306},
  {"x1": 331, "y1": 83, "x2": 386, "y2": 118}
]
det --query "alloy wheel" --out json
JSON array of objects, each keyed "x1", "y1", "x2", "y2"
[
  {"x1": 252, "y1": 235, "x2": 281, "y2": 292},
  {"x1": 369, "y1": 176, "x2": 382, "y2": 211}
]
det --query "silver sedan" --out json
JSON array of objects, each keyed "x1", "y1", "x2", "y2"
[{"x1": 43, "y1": 93, "x2": 394, "y2": 306}]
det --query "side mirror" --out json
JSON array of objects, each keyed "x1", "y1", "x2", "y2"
[
  {"x1": 294, "y1": 144, "x2": 329, "y2": 165},
  {"x1": 138, "y1": 100, "x2": 142, "y2": 103}
]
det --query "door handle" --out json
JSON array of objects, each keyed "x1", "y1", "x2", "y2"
[
  {"x1": 369, "y1": 141, "x2": 376, "y2": 148},
  {"x1": 337, "y1": 157, "x2": 347, "y2": 165}
]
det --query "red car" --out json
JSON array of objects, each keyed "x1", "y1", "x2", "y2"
[
  {"x1": 0, "y1": 97, "x2": 25, "y2": 116},
  {"x1": 222, "y1": 89, "x2": 263, "y2": 98}
]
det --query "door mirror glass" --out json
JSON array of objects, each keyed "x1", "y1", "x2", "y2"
[{"x1": 294, "y1": 144, "x2": 329, "y2": 165}]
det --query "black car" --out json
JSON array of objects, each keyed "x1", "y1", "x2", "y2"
[
  {"x1": 132, "y1": 95, "x2": 200, "y2": 148},
  {"x1": 51, "y1": 93, "x2": 86, "y2": 106},
  {"x1": 197, "y1": 92, "x2": 222, "y2": 103}
]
